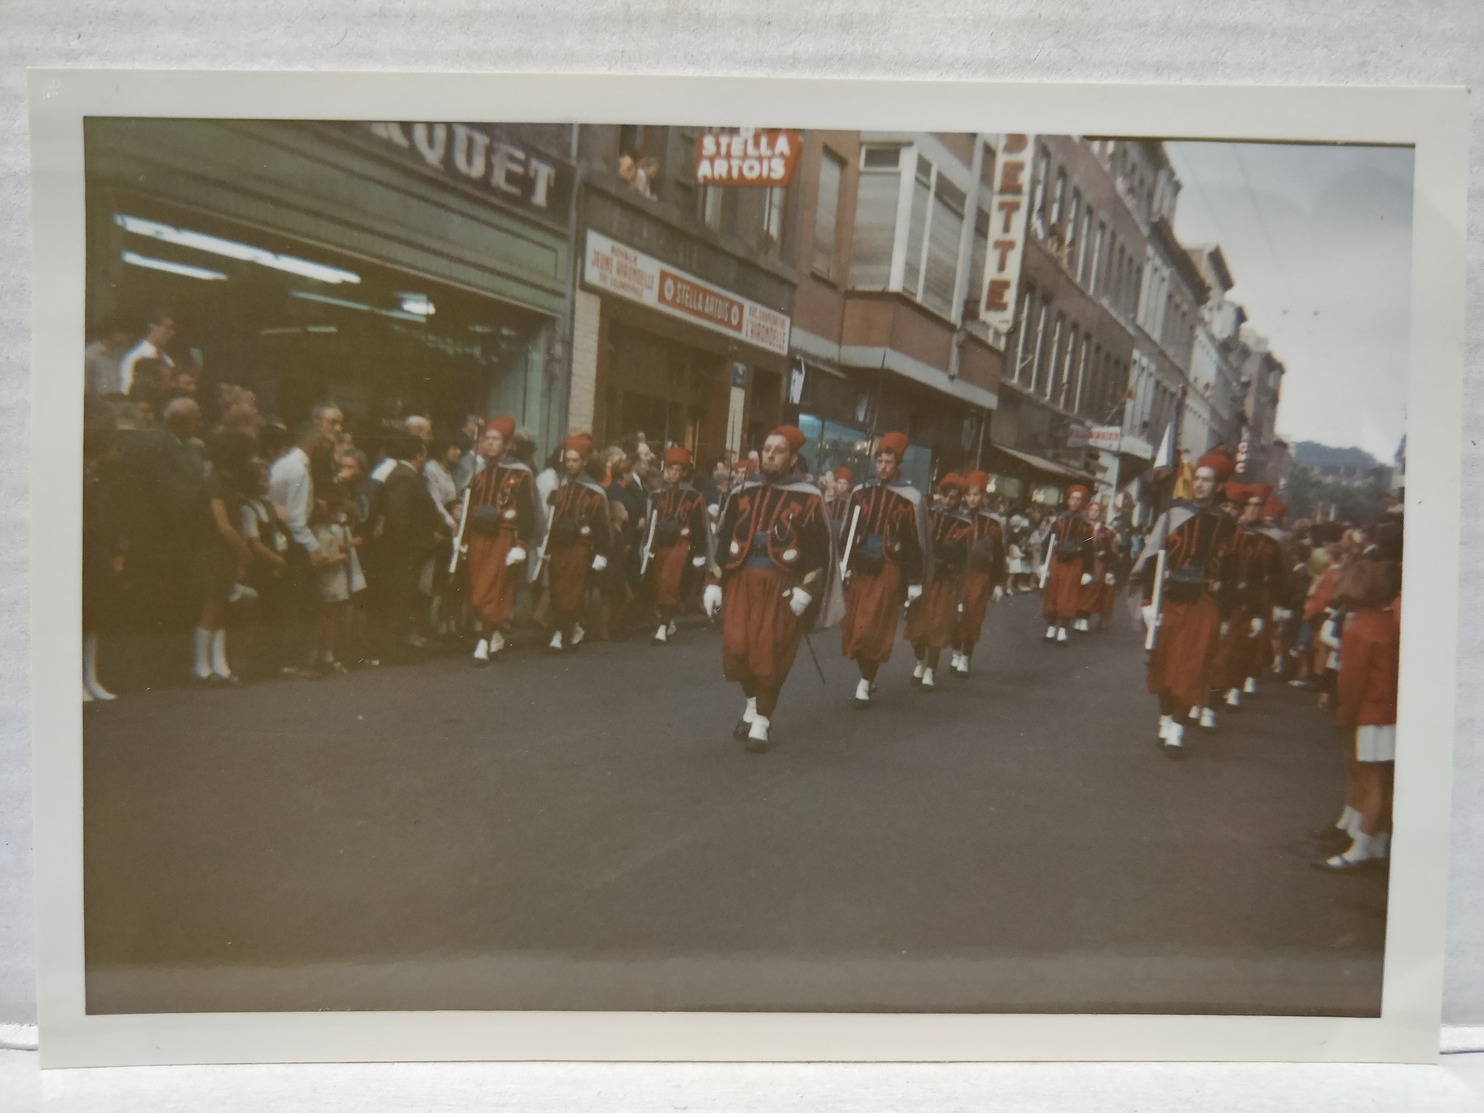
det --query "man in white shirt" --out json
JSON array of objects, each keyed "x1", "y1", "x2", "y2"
[
  {"x1": 268, "y1": 417, "x2": 336, "y2": 676},
  {"x1": 85, "y1": 313, "x2": 134, "y2": 397},
  {"x1": 119, "y1": 309, "x2": 177, "y2": 394}
]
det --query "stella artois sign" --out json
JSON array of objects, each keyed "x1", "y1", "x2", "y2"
[{"x1": 695, "y1": 129, "x2": 801, "y2": 186}]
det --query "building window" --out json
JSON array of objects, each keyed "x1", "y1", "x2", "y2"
[
  {"x1": 702, "y1": 185, "x2": 724, "y2": 232},
  {"x1": 847, "y1": 144, "x2": 903, "y2": 289},
  {"x1": 1013, "y1": 284, "x2": 1037, "y2": 385},
  {"x1": 812, "y1": 148, "x2": 844, "y2": 278},
  {"x1": 921, "y1": 172, "x2": 966, "y2": 317},
  {"x1": 1066, "y1": 189, "x2": 1082, "y2": 261},
  {"x1": 1031, "y1": 147, "x2": 1050, "y2": 236},
  {"x1": 1060, "y1": 324, "x2": 1079, "y2": 410},
  {"x1": 1090, "y1": 221, "x2": 1106, "y2": 296},
  {"x1": 902, "y1": 154, "x2": 934, "y2": 299},
  {"x1": 1051, "y1": 167, "x2": 1067, "y2": 228},
  {"x1": 1029, "y1": 296, "x2": 1049, "y2": 391},
  {"x1": 1075, "y1": 335, "x2": 1091, "y2": 416},
  {"x1": 1043, "y1": 312, "x2": 1065, "y2": 400},
  {"x1": 1078, "y1": 206, "x2": 1094, "y2": 285},
  {"x1": 966, "y1": 203, "x2": 991, "y2": 317},
  {"x1": 762, "y1": 185, "x2": 785, "y2": 252}
]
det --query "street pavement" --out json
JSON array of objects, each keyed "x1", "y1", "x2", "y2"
[{"x1": 82, "y1": 592, "x2": 1388, "y2": 1016}]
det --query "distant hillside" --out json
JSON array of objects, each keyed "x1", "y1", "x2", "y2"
[{"x1": 1291, "y1": 441, "x2": 1381, "y2": 470}]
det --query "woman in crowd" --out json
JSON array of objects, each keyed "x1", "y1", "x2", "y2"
[{"x1": 193, "y1": 430, "x2": 257, "y2": 685}]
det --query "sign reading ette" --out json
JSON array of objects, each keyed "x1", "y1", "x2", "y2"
[
  {"x1": 980, "y1": 133, "x2": 1035, "y2": 334},
  {"x1": 583, "y1": 230, "x2": 790, "y2": 355},
  {"x1": 695, "y1": 129, "x2": 802, "y2": 186},
  {"x1": 356, "y1": 122, "x2": 573, "y2": 224}
]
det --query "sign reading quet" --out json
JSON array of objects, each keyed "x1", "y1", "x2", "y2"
[
  {"x1": 695, "y1": 129, "x2": 801, "y2": 186},
  {"x1": 583, "y1": 230, "x2": 791, "y2": 355}
]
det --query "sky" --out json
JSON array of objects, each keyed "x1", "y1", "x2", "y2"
[{"x1": 1162, "y1": 141, "x2": 1413, "y2": 464}]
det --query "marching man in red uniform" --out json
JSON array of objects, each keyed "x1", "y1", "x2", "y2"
[
  {"x1": 461, "y1": 415, "x2": 541, "y2": 665},
  {"x1": 838, "y1": 431, "x2": 932, "y2": 709},
  {"x1": 704, "y1": 425, "x2": 841, "y2": 753},
  {"x1": 1075, "y1": 499, "x2": 1120, "y2": 632},
  {"x1": 906, "y1": 473, "x2": 973, "y2": 690},
  {"x1": 540, "y1": 433, "x2": 612, "y2": 653},
  {"x1": 642, "y1": 445, "x2": 709, "y2": 645},
  {"x1": 951, "y1": 469, "x2": 1007, "y2": 677},
  {"x1": 1236, "y1": 482, "x2": 1288, "y2": 700},
  {"x1": 1040, "y1": 484, "x2": 1096, "y2": 645},
  {"x1": 1131, "y1": 450, "x2": 1240, "y2": 757}
]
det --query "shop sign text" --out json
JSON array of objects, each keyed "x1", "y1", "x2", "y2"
[
  {"x1": 980, "y1": 133, "x2": 1035, "y2": 334},
  {"x1": 695, "y1": 129, "x2": 801, "y2": 186}
]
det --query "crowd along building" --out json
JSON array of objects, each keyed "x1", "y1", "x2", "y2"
[{"x1": 85, "y1": 119, "x2": 578, "y2": 452}]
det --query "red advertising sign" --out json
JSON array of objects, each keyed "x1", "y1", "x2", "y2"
[
  {"x1": 659, "y1": 270, "x2": 744, "y2": 331},
  {"x1": 695, "y1": 129, "x2": 801, "y2": 186}
]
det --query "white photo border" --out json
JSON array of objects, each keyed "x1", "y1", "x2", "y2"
[{"x1": 30, "y1": 70, "x2": 1468, "y2": 1068}]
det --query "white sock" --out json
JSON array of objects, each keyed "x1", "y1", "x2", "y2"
[
  {"x1": 743, "y1": 696, "x2": 757, "y2": 723},
  {"x1": 192, "y1": 627, "x2": 213, "y2": 678},
  {"x1": 1158, "y1": 714, "x2": 1173, "y2": 739},
  {"x1": 209, "y1": 629, "x2": 231, "y2": 678},
  {"x1": 1045, "y1": 624, "x2": 1057, "y2": 639},
  {"x1": 748, "y1": 715, "x2": 770, "y2": 741},
  {"x1": 1336, "y1": 805, "x2": 1359, "y2": 833},
  {"x1": 489, "y1": 630, "x2": 505, "y2": 653},
  {"x1": 1337, "y1": 832, "x2": 1375, "y2": 862},
  {"x1": 855, "y1": 678, "x2": 871, "y2": 702},
  {"x1": 922, "y1": 667, "x2": 935, "y2": 687},
  {"x1": 473, "y1": 638, "x2": 490, "y2": 660},
  {"x1": 913, "y1": 660, "x2": 925, "y2": 678}
]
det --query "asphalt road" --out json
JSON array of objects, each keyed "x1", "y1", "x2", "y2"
[{"x1": 82, "y1": 592, "x2": 1388, "y2": 1016}]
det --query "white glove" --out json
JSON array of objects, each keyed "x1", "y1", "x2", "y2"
[
  {"x1": 992, "y1": 585, "x2": 1004, "y2": 603},
  {"x1": 787, "y1": 587, "x2": 812, "y2": 617},
  {"x1": 1273, "y1": 607, "x2": 1293, "y2": 624},
  {"x1": 591, "y1": 554, "x2": 608, "y2": 572},
  {"x1": 505, "y1": 545, "x2": 527, "y2": 566},
  {"x1": 905, "y1": 583, "x2": 924, "y2": 604},
  {"x1": 1219, "y1": 622, "x2": 1231, "y2": 639},
  {"x1": 1249, "y1": 617, "x2": 1265, "y2": 637},
  {"x1": 706, "y1": 503, "x2": 720, "y2": 518},
  {"x1": 692, "y1": 555, "x2": 706, "y2": 568},
  {"x1": 1080, "y1": 572, "x2": 1094, "y2": 586},
  {"x1": 703, "y1": 583, "x2": 723, "y2": 618},
  {"x1": 1141, "y1": 604, "x2": 1157, "y2": 631},
  {"x1": 957, "y1": 602, "x2": 965, "y2": 613},
  {"x1": 1105, "y1": 572, "x2": 1116, "y2": 585}
]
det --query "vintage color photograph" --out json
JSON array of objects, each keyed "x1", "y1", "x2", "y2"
[{"x1": 77, "y1": 117, "x2": 1411, "y2": 1019}]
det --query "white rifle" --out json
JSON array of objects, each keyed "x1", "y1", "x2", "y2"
[
  {"x1": 529, "y1": 502, "x2": 558, "y2": 582},
  {"x1": 446, "y1": 488, "x2": 472, "y2": 576},
  {"x1": 1039, "y1": 532, "x2": 1058, "y2": 589},
  {"x1": 638, "y1": 494, "x2": 660, "y2": 577},
  {"x1": 838, "y1": 504, "x2": 862, "y2": 582},
  {"x1": 1144, "y1": 547, "x2": 1168, "y2": 652}
]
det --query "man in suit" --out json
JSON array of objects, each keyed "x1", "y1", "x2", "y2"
[{"x1": 370, "y1": 433, "x2": 447, "y2": 662}]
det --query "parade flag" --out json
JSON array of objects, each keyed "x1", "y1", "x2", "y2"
[{"x1": 1153, "y1": 420, "x2": 1176, "y2": 472}]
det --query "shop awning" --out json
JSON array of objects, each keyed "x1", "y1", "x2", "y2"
[{"x1": 985, "y1": 444, "x2": 1097, "y2": 484}]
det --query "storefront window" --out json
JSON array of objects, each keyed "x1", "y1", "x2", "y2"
[
  {"x1": 797, "y1": 414, "x2": 931, "y2": 492},
  {"x1": 99, "y1": 205, "x2": 546, "y2": 435}
]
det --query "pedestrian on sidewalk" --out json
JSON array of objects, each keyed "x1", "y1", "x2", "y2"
[
  {"x1": 1040, "y1": 484, "x2": 1096, "y2": 646},
  {"x1": 951, "y1": 470, "x2": 1007, "y2": 677},
  {"x1": 462, "y1": 416, "x2": 539, "y2": 665},
  {"x1": 1131, "y1": 450, "x2": 1240, "y2": 758},
  {"x1": 704, "y1": 425, "x2": 840, "y2": 752},
  {"x1": 643, "y1": 445, "x2": 708, "y2": 645},
  {"x1": 906, "y1": 473, "x2": 972, "y2": 690},
  {"x1": 838, "y1": 431, "x2": 931, "y2": 709}
]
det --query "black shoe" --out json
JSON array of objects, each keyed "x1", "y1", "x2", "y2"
[
  {"x1": 733, "y1": 719, "x2": 751, "y2": 740},
  {"x1": 744, "y1": 737, "x2": 770, "y2": 754},
  {"x1": 1159, "y1": 742, "x2": 1188, "y2": 760}
]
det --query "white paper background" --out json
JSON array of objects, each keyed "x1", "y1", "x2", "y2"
[{"x1": 3, "y1": 0, "x2": 1482, "y2": 1108}]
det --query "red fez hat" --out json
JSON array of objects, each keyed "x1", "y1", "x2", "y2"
[
  {"x1": 833, "y1": 465, "x2": 853, "y2": 483},
  {"x1": 770, "y1": 424, "x2": 807, "y2": 452},
  {"x1": 1223, "y1": 480, "x2": 1250, "y2": 505},
  {"x1": 939, "y1": 472, "x2": 966, "y2": 490},
  {"x1": 1246, "y1": 482, "x2": 1273, "y2": 503},
  {"x1": 1066, "y1": 483, "x2": 1090, "y2": 499},
  {"x1": 1264, "y1": 496, "x2": 1287, "y2": 521},
  {"x1": 662, "y1": 445, "x2": 692, "y2": 466},
  {"x1": 563, "y1": 433, "x2": 593, "y2": 457},
  {"x1": 964, "y1": 470, "x2": 990, "y2": 491},
  {"x1": 486, "y1": 415, "x2": 516, "y2": 440},
  {"x1": 1196, "y1": 450, "x2": 1234, "y2": 482},
  {"x1": 877, "y1": 431, "x2": 909, "y2": 459}
]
